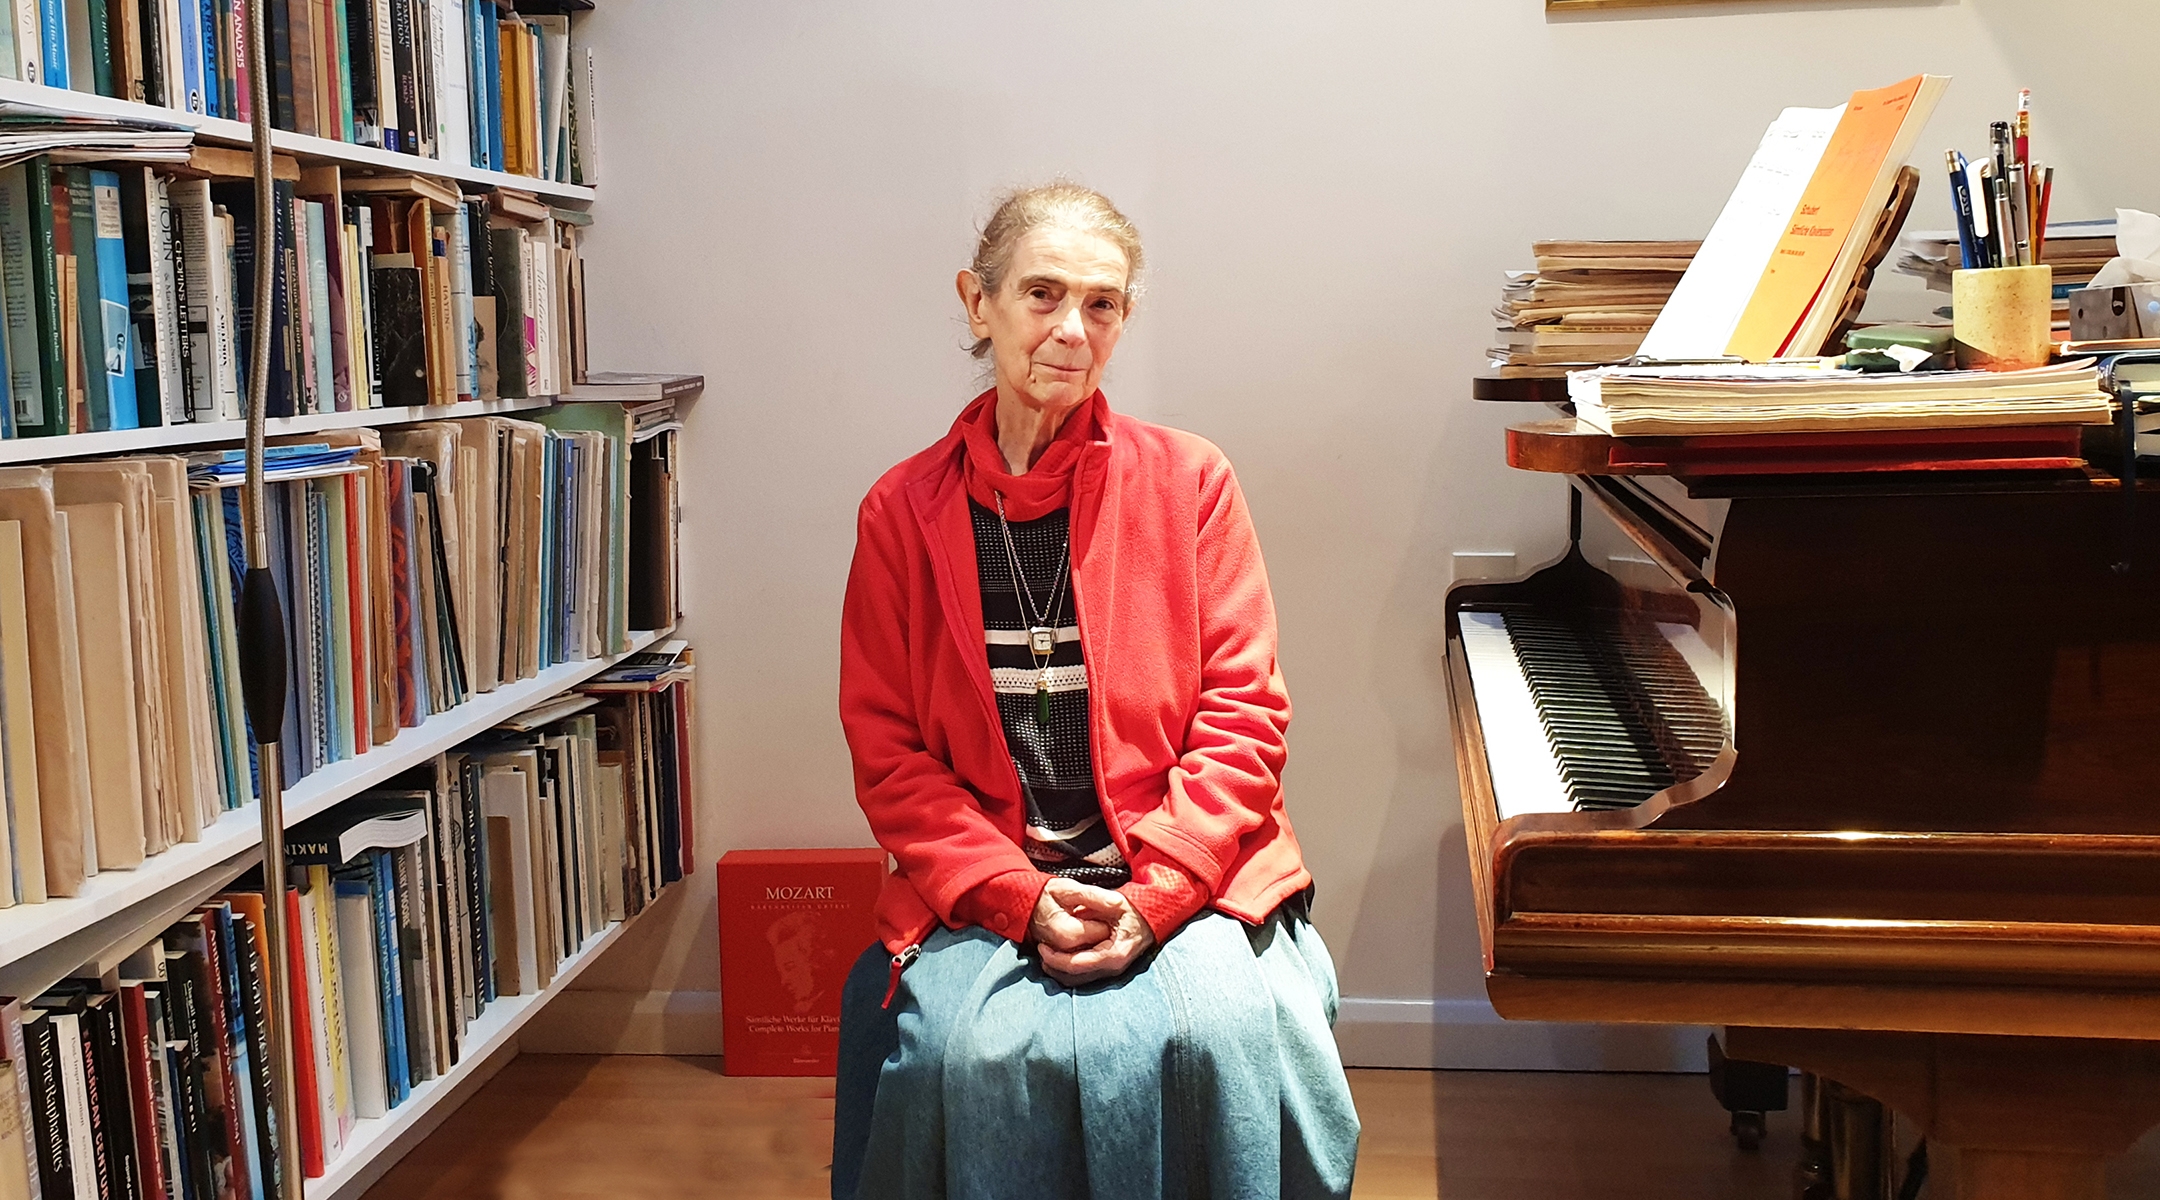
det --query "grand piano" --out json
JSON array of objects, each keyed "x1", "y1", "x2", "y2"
[{"x1": 1446, "y1": 376, "x2": 2160, "y2": 1200}]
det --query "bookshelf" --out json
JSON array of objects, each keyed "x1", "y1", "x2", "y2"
[
  {"x1": 0, "y1": 9, "x2": 672, "y2": 1197},
  {"x1": 0, "y1": 627, "x2": 664, "y2": 1001},
  {"x1": 0, "y1": 76, "x2": 597, "y2": 204}
]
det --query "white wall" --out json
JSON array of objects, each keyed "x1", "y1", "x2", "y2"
[{"x1": 522, "y1": 0, "x2": 2160, "y2": 1065}]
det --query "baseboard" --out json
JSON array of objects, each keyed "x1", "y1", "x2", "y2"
[
  {"x1": 520, "y1": 988, "x2": 724, "y2": 1055},
  {"x1": 1333, "y1": 997, "x2": 1710, "y2": 1072},
  {"x1": 520, "y1": 988, "x2": 1708, "y2": 1071}
]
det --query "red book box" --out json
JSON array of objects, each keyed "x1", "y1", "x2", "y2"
[{"x1": 716, "y1": 848, "x2": 887, "y2": 1076}]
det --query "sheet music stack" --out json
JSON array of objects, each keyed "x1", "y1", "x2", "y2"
[
  {"x1": 1490, "y1": 240, "x2": 1697, "y2": 370},
  {"x1": 1569, "y1": 360, "x2": 2112, "y2": 436}
]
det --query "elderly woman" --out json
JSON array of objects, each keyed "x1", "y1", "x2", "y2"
[{"x1": 832, "y1": 182, "x2": 1359, "y2": 1199}]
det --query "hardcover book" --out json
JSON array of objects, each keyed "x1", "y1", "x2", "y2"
[{"x1": 716, "y1": 849, "x2": 884, "y2": 1077}]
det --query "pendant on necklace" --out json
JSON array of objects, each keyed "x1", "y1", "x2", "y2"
[
  {"x1": 1029, "y1": 625, "x2": 1057, "y2": 655},
  {"x1": 1036, "y1": 671, "x2": 1052, "y2": 726}
]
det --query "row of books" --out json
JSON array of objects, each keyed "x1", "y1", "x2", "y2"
[
  {"x1": 0, "y1": 155, "x2": 587, "y2": 438},
  {"x1": 0, "y1": 401, "x2": 676, "y2": 907},
  {"x1": 0, "y1": 659, "x2": 693, "y2": 1197},
  {"x1": 1488, "y1": 239, "x2": 1695, "y2": 370},
  {"x1": 0, "y1": 0, "x2": 598, "y2": 183}
]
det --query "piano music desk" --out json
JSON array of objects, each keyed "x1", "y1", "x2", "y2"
[{"x1": 1451, "y1": 374, "x2": 2160, "y2": 1199}]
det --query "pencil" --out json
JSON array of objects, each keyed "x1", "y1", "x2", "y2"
[{"x1": 2035, "y1": 167, "x2": 2055, "y2": 264}]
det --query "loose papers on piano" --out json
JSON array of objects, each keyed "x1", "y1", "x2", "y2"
[{"x1": 1568, "y1": 360, "x2": 2112, "y2": 436}]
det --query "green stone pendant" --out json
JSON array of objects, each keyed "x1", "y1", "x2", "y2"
[{"x1": 1036, "y1": 676, "x2": 1052, "y2": 726}]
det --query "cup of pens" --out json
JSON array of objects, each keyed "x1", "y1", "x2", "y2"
[
  {"x1": 1947, "y1": 99, "x2": 2056, "y2": 370},
  {"x1": 1953, "y1": 265, "x2": 2053, "y2": 370}
]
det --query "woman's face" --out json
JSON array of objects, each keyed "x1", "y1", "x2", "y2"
[{"x1": 960, "y1": 225, "x2": 1132, "y2": 415}]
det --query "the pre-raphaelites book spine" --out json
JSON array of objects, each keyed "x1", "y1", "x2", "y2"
[{"x1": 20, "y1": 1015, "x2": 66, "y2": 1200}]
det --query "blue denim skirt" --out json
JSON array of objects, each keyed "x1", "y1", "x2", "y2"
[{"x1": 832, "y1": 905, "x2": 1360, "y2": 1200}]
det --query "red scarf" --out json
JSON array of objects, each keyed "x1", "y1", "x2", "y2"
[{"x1": 958, "y1": 388, "x2": 1103, "y2": 521}]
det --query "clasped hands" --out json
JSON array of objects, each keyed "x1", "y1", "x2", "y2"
[{"x1": 1028, "y1": 876, "x2": 1156, "y2": 987}]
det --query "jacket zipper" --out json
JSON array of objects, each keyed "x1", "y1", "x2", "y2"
[{"x1": 881, "y1": 943, "x2": 921, "y2": 1009}]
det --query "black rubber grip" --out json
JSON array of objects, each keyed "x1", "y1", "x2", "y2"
[{"x1": 237, "y1": 566, "x2": 287, "y2": 741}]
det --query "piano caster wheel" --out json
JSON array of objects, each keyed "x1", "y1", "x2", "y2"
[{"x1": 1731, "y1": 1110, "x2": 1768, "y2": 1152}]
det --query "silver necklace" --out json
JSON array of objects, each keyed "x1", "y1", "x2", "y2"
[{"x1": 993, "y1": 492, "x2": 1070, "y2": 725}]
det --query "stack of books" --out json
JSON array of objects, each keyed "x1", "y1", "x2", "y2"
[
  {"x1": 0, "y1": 0, "x2": 600, "y2": 184},
  {"x1": 0, "y1": 675, "x2": 695, "y2": 1194},
  {"x1": 1489, "y1": 240, "x2": 1696, "y2": 370},
  {"x1": 0, "y1": 159, "x2": 588, "y2": 437},
  {"x1": 1568, "y1": 360, "x2": 2113, "y2": 437}
]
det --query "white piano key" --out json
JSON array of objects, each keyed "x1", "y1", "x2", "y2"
[{"x1": 1457, "y1": 611, "x2": 1575, "y2": 821}]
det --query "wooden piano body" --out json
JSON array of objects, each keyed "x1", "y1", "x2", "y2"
[{"x1": 1447, "y1": 393, "x2": 2160, "y2": 1198}]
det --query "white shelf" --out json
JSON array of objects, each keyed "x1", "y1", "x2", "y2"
[
  {"x1": 0, "y1": 628, "x2": 663, "y2": 978},
  {"x1": 0, "y1": 76, "x2": 596, "y2": 204},
  {"x1": 308, "y1": 909, "x2": 644, "y2": 1200},
  {"x1": 0, "y1": 397, "x2": 558, "y2": 464}
]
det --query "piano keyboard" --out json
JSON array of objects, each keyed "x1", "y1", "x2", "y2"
[{"x1": 1458, "y1": 607, "x2": 1727, "y2": 820}]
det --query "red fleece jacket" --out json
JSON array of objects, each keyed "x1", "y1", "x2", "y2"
[{"x1": 840, "y1": 389, "x2": 1311, "y2": 953}]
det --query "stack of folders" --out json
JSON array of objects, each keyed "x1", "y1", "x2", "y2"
[
  {"x1": 0, "y1": 158, "x2": 588, "y2": 437},
  {"x1": 1490, "y1": 240, "x2": 1698, "y2": 370},
  {"x1": 0, "y1": 678, "x2": 695, "y2": 1193},
  {"x1": 1569, "y1": 360, "x2": 2114, "y2": 437},
  {"x1": 0, "y1": 0, "x2": 600, "y2": 183},
  {"x1": 0, "y1": 401, "x2": 675, "y2": 910}
]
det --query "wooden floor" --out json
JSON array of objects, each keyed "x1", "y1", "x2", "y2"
[{"x1": 360, "y1": 1055, "x2": 2160, "y2": 1199}]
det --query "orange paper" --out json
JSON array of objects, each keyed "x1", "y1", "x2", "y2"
[{"x1": 1727, "y1": 75, "x2": 1927, "y2": 361}]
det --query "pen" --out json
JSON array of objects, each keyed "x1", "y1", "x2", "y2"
[
  {"x1": 1991, "y1": 120, "x2": 2012, "y2": 183},
  {"x1": 1973, "y1": 161, "x2": 1998, "y2": 267},
  {"x1": 1947, "y1": 150, "x2": 1979, "y2": 270},
  {"x1": 1991, "y1": 174, "x2": 2016, "y2": 269},
  {"x1": 2007, "y1": 163, "x2": 2031, "y2": 266}
]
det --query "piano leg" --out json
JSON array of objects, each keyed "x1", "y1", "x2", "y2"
[
  {"x1": 1798, "y1": 1073, "x2": 1833, "y2": 1200},
  {"x1": 1729, "y1": 1027, "x2": 2160, "y2": 1200}
]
